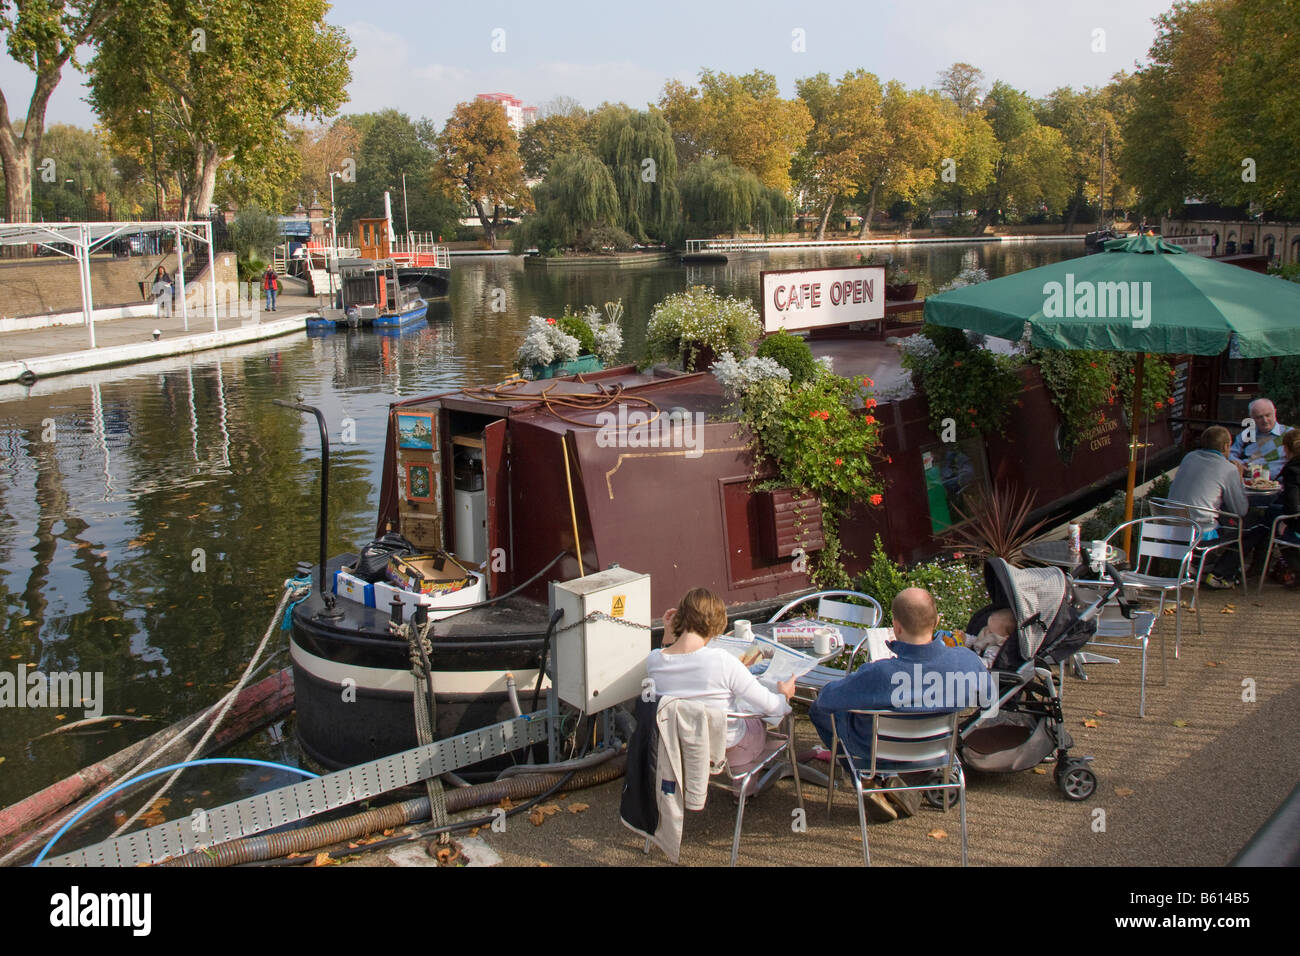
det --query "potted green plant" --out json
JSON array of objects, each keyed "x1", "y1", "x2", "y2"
[
  {"x1": 644, "y1": 286, "x2": 761, "y2": 372},
  {"x1": 885, "y1": 262, "x2": 918, "y2": 301},
  {"x1": 516, "y1": 301, "x2": 626, "y2": 379}
]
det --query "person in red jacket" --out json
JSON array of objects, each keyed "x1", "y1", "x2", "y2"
[{"x1": 262, "y1": 267, "x2": 279, "y2": 311}]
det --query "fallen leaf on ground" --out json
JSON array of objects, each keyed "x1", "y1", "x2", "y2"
[
  {"x1": 1082, "y1": 718, "x2": 1099, "y2": 728},
  {"x1": 927, "y1": 828, "x2": 948, "y2": 841},
  {"x1": 1114, "y1": 787, "x2": 1135, "y2": 798},
  {"x1": 20, "y1": 619, "x2": 36, "y2": 627},
  {"x1": 1032, "y1": 766, "x2": 1048, "y2": 775},
  {"x1": 54, "y1": 714, "x2": 66, "y2": 721},
  {"x1": 1162, "y1": 607, "x2": 1176, "y2": 616},
  {"x1": 1173, "y1": 719, "x2": 1188, "y2": 728},
  {"x1": 1094, "y1": 710, "x2": 1107, "y2": 717},
  {"x1": 567, "y1": 802, "x2": 590, "y2": 814},
  {"x1": 468, "y1": 827, "x2": 481, "y2": 837},
  {"x1": 528, "y1": 806, "x2": 546, "y2": 827},
  {"x1": 1220, "y1": 606, "x2": 1236, "y2": 614},
  {"x1": 539, "y1": 803, "x2": 561, "y2": 817},
  {"x1": 498, "y1": 797, "x2": 514, "y2": 810},
  {"x1": 8, "y1": 654, "x2": 21, "y2": 660},
  {"x1": 310, "y1": 852, "x2": 338, "y2": 867},
  {"x1": 1206, "y1": 661, "x2": 1219, "y2": 667}
]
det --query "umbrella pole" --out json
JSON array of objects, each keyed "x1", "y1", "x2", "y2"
[{"x1": 1122, "y1": 351, "x2": 1145, "y2": 557}]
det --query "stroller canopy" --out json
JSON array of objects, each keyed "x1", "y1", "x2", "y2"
[{"x1": 984, "y1": 558, "x2": 1068, "y2": 661}]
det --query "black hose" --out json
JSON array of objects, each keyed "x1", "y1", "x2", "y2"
[{"x1": 533, "y1": 608, "x2": 564, "y2": 710}]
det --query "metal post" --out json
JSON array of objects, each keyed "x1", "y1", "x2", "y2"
[
  {"x1": 1122, "y1": 352, "x2": 1145, "y2": 558},
  {"x1": 174, "y1": 224, "x2": 188, "y2": 331},
  {"x1": 207, "y1": 221, "x2": 218, "y2": 331},
  {"x1": 80, "y1": 225, "x2": 97, "y2": 349},
  {"x1": 272, "y1": 399, "x2": 342, "y2": 620}
]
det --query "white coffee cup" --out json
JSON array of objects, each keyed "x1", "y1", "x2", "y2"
[
  {"x1": 734, "y1": 619, "x2": 753, "y2": 642},
  {"x1": 813, "y1": 627, "x2": 833, "y2": 656}
]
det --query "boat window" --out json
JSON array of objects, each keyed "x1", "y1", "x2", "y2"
[{"x1": 920, "y1": 439, "x2": 989, "y2": 534}]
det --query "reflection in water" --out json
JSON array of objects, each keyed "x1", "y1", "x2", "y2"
[{"x1": 0, "y1": 240, "x2": 1082, "y2": 808}]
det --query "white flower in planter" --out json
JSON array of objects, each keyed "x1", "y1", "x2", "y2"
[{"x1": 516, "y1": 316, "x2": 580, "y2": 369}]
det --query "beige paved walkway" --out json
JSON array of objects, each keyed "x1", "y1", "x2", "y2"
[
  {"x1": 346, "y1": 580, "x2": 1299, "y2": 867},
  {"x1": 0, "y1": 293, "x2": 318, "y2": 362}
]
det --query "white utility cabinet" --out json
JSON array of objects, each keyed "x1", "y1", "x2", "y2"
[{"x1": 549, "y1": 567, "x2": 651, "y2": 713}]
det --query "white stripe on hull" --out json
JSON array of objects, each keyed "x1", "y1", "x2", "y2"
[{"x1": 290, "y1": 639, "x2": 549, "y2": 695}]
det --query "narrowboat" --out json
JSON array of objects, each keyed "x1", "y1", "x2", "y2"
[
  {"x1": 288, "y1": 314, "x2": 1214, "y2": 768},
  {"x1": 305, "y1": 257, "x2": 429, "y2": 331}
]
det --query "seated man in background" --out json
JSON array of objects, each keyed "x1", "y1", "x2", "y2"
[
  {"x1": 1167, "y1": 425, "x2": 1250, "y2": 588},
  {"x1": 1230, "y1": 398, "x2": 1289, "y2": 481},
  {"x1": 809, "y1": 587, "x2": 985, "y2": 820}
]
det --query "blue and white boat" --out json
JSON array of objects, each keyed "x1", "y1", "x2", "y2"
[{"x1": 306, "y1": 257, "x2": 428, "y2": 331}]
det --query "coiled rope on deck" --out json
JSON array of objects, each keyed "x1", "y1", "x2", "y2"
[{"x1": 461, "y1": 377, "x2": 662, "y2": 429}]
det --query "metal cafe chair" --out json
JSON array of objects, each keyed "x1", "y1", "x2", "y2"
[
  {"x1": 640, "y1": 709, "x2": 804, "y2": 867},
  {"x1": 826, "y1": 709, "x2": 966, "y2": 866},
  {"x1": 1255, "y1": 511, "x2": 1300, "y2": 596},
  {"x1": 1073, "y1": 579, "x2": 1161, "y2": 718},
  {"x1": 1147, "y1": 497, "x2": 1249, "y2": 615},
  {"x1": 1100, "y1": 516, "x2": 1201, "y2": 658}
]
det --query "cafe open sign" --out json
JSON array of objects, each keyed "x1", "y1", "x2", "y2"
[{"x1": 761, "y1": 265, "x2": 886, "y2": 333}]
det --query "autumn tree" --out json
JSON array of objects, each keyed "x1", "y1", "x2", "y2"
[
  {"x1": 937, "y1": 63, "x2": 986, "y2": 116},
  {"x1": 0, "y1": 0, "x2": 116, "y2": 224},
  {"x1": 852, "y1": 83, "x2": 956, "y2": 236},
  {"x1": 794, "y1": 71, "x2": 885, "y2": 239},
  {"x1": 971, "y1": 81, "x2": 1069, "y2": 231},
  {"x1": 280, "y1": 119, "x2": 361, "y2": 214},
  {"x1": 660, "y1": 70, "x2": 811, "y2": 192},
  {"x1": 436, "y1": 99, "x2": 531, "y2": 249},
  {"x1": 932, "y1": 109, "x2": 997, "y2": 222},
  {"x1": 88, "y1": 0, "x2": 352, "y2": 220}
]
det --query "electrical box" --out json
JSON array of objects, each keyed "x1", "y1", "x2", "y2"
[{"x1": 549, "y1": 567, "x2": 651, "y2": 713}]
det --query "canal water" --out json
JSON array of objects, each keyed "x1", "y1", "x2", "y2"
[{"x1": 0, "y1": 240, "x2": 1081, "y2": 822}]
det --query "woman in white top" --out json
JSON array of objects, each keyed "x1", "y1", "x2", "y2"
[{"x1": 646, "y1": 588, "x2": 796, "y2": 771}]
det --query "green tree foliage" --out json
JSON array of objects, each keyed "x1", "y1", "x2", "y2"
[
  {"x1": 932, "y1": 110, "x2": 997, "y2": 222},
  {"x1": 88, "y1": 0, "x2": 352, "y2": 219},
  {"x1": 228, "y1": 204, "x2": 281, "y2": 261},
  {"x1": 679, "y1": 155, "x2": 790, "y2": 237},
  {"x1": 512, "y1": 151, "x2": 623, "y2": 255},
  {"x1": 590, "y1": 106, "x2": 678, "y2": 243},
  {"x1": 435, "y1": 99, "x2": 531, "y2": 248},
  {"x1": 0, "y1": 0, "x2": 115, "y2": 224},
  {"x1": 972, "y1": 81, "x2": 1070, "y2": 230},
  {"x1": 333, "y1": 110, "x2": 458, "y2": 238},
  {"x1": 519, "y1": 99, "x2": 592, "y2": 179},
  {"x1": 29, "y1": 124, "x2": 124, "y2": 220}
]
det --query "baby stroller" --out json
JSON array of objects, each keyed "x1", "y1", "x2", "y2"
[{"x1": 930, "y1": 556, "x2": 1130, "y2": 803}]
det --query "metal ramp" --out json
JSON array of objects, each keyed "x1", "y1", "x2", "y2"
[{"x1": 42, "y1": 712, "x2": 550, "y2": 868}]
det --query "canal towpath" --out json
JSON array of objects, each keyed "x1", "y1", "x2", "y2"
[{"x1": 0, "y1": 293, "x2": 316, "y2": 385}]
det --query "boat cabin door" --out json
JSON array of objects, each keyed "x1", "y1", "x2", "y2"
[{"x1": 450, "y1": 419, "x2": 508, "y2": 595}]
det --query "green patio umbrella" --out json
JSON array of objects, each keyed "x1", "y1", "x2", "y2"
[{"x1": 923, "y1": 234, "x2": 1300, "y2": 532}]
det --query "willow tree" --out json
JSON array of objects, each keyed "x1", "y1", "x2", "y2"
[
  {"x1": 680, "y1": 156, "x2": 790, "y2": 237},
  {"x1": 591, "y1": 106, "x2": 678, "y2": 243},
  {"x1": 0, "y1": 0, "x2": 116, "y2": 224},
  {"x1": 513, "y1": 151, "x2": 623, "y2": 254},
  {"x1": 88, "y1": 0, "x2": 352, "y2": 219}
]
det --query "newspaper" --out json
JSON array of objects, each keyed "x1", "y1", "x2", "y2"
[{"x1": 713, "y1": 633, "x2": 820, "y2": 690}]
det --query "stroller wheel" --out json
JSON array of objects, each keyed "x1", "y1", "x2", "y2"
[
  {"x1": 1056, "y1": 761, "x2": 1097, "y2": 801},
  {"x1": 922, "y1": 765, "x2": 962, "y2": 810}
]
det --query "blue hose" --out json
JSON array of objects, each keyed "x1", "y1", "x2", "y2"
[{"x1": 33, "y1": 757, "x2": 318, "y2": 867}]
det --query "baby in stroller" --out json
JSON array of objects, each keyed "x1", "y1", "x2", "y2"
[{"x1": 966, "y1": 608, "x2": 1015, "y2": 668}]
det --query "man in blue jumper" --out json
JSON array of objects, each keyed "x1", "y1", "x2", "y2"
[{"x1": 810, "y1": 587, "x2": 986, "y2": 819}]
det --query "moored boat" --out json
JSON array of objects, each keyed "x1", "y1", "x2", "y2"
[{"x1": 305, "y1": 256, "x2": 428, "y2": 331}]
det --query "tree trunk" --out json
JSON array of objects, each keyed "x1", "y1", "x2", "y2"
[
  {"x1": 188, "y1": 144, "x2": 223, "y2": 221},
  {"x1": 856, "y1": 183, "x2": 880, "y2": 239},
  {"x1": 473, "y1": 198, "x2": 497, "y2": 249},
  {"x1": 814, "y1": 195, "x2": 834, "y2": 241}
]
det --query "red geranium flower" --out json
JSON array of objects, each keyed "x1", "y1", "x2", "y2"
[
  {"x1": 865, "y1": 398, "x2": 877, "y2": 409},
  {"x1": 953, "y1": 361, "x2": 962, "y2": 368},
  {"x1": 864, "y1": 415, "x2": 877, "y2": 425},
  {"x1": 869, "y1": 493, "x2": 883, "y2": 506},
  {"x1": 821, "y1": 410, "x2": 831, "y2": 420},
  {"x1": 862, "y1": 377, "x2": 874, "y2": 387},
  {"x1": 1089, "y1": 362, "x2": 1098, "y2": 368},
  {"x1": 1097, "y1": 414, "x2": 1105, "y2": 423},
  {"x1": 546, "y1": 318, "x2": 556, "y2": 325},
  {"x1": 834, "y1": 458, "x2": 843, "y2": 466}
]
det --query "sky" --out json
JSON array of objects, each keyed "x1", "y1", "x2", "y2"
[{"x1": 2, "y1": 0, "x2": 1179, "y2": 131}]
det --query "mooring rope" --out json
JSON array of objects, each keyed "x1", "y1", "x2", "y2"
[
  {"x1": 108, "y1": 575, "x2": 310, "y2": 838},
  {"x1": 460, "y1": 377, "x2": 662, "y2": 428}
]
